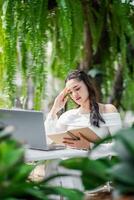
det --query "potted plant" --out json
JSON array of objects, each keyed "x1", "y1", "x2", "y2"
[
  {"x1": 60, "y1": 127, "x2": 134, "y2": 200},
  {"x1": 0, "y1": 125, "x2": 84, "y2": 200}
]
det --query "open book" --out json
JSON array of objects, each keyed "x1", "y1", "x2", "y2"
[{"x1": 48, "y1": 127, "x2": 101, "y2": 144}]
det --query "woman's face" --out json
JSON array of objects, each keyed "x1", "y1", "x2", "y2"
[{"x1": 66, "y1": 79, "x2": 89, "y2": 106}]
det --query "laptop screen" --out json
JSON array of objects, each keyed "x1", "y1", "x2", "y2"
[{"x1": 0, "y1": 109, "x2": 48, "y2": 150}]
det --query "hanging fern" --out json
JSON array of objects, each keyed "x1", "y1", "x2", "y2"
[
  {"x1": 49, "y1": 0, "x2": 84, "y2": 79},
  {"x1": 0, "y1": 2, "x2": 4, "y2": 92},
  {"x1": 87, "y1": 0, "x2": 106, "y2": 54},
  {"x1": 2, "y1": 0, "x2": 17, "y2": 104},
  {"x1": 69, "y1": 0, "x2": 84, "y2": 65},
  {"x1": 55, "y1": 0, "x2": 73, "y2": 77},
  {"x1": 0, "y1": 0, "x2": 134, "y2": 111},
  {"x1": 1, "y1": 0, "x2": 48, "y2": 110}
]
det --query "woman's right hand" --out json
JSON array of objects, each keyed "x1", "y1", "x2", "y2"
[{"x1": 50, "y1": 88, "x2": 68, "y2": 116}]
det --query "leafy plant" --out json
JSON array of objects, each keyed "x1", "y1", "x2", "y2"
[
  {"x1": 1, "y1": 1, "x2": 134, "y2": 110},
  {"x1": 60, "y1": 154, "x2": 118, "y2": 191},
  {"x1": 60, "y1": 127, "x2": 134, "y2": 196},
  {"x1": 1, "y1": 0, "x2": 48, "y2": 109},
  {"x1": 110, "y1": 128, "x2": 134, "y2": 196},
  {"x1": 0, "y1": 126, "x2": 84, "y2": 200}
]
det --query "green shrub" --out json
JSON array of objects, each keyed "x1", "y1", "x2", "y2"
[
  {"x1": 0, "y1": 126, "x2": 83, "y2": 200},
  {"x1": 60, "y1": 127, "x2": 134, "y2": 196}
]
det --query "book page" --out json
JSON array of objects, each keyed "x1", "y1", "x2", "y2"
[{"x1": 48, "y1": 127, "x2": 101, "y2": 144}]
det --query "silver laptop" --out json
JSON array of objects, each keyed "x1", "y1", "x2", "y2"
[{"x1": 0, "y1": 109, "x2": 65, "y2": 151}]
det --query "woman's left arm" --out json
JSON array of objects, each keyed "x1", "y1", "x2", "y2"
[{"x1": 105, "y1": 104, "x2": 122, "y2": 136}]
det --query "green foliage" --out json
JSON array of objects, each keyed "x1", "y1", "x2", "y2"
[
  {"x1": 49, "y1": 0, "x2": 84, "y2": 79},
  {"x1": 122, "y1": 76, "x2": 134, "y2": 110},
  {"x1": 0, "y1": 0, "x2": 84, "y2": 108},
  {"x1": 60, "y1": 157, "x2": 111, "y2": 190},
  {"x1": 2, "y1": 0, "x2": 17, "y2": 103},
  {"x1": 87, "y1": 0, "x2": 134, "y2": 105},
  {"x1": 110, "y1": 128, "x2": 134, "y2": 195},
  {"x1": 0, "y1": 1, "x2": 5, "y2": 94},
  {"x1": 0, "y1": 127, "x2": 84, "y2": 200},
  {"x1": 0, "y1": 0, "x2": 134, "y2": 110},
  {"x1": 60, "y1": 127, "x2": 134, "y2": 195},
  {"x1": 47, "y1": 0, "x2": 134, "y2": 110},
  {"x1": 1, "y1": 0, "x2": 48, "y2": 109}
]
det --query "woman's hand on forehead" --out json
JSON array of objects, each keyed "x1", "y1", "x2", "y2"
[{"x1": 61, "y1": 87, "x2": 68, "y2": 97}]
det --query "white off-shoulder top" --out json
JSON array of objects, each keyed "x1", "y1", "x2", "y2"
[{"x1": 45, "y1": 108, "x2": 122, "y2": 158}]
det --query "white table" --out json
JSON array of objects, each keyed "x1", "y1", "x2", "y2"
[
  {"x1": 25, "y1": 148, "x2": 88, "y2": 162},
  {"x1": 25, "y1": 147, "x2": 114, "y2": 195}
]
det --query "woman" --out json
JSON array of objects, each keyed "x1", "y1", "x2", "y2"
[
  {"x1": 45, "y1": 70, "x2": 122, "y2": 151},
  {"x1": 44, "y1": 70, "x2": 122, "y2": 196}
]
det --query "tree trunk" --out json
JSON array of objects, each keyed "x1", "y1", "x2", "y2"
[
  {"x1": 79, "y1": 0, "x2": 93, "y2": 71},
  {"x1": 107, "y1": 65, "x2": 124, "y2": 109}
]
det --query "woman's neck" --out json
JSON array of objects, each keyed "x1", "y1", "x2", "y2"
[{"x1": 79, "y1": 100, "x2": 91, "y2": 114}]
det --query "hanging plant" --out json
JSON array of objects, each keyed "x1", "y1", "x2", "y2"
[
  {"x1": 49, "y1": 0, "x2": 84, "y2": 79},
  {"x1": 1, "y1": 0, "x2": 48, "y2": 110},
  {"x1": 0, "y1": 0, "x2": 134, "y2": 110}
]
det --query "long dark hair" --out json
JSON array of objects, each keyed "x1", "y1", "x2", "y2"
[{"x1": 65, "y1": 70, "x2": 105, "y2": 127}]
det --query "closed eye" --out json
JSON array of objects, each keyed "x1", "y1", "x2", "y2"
[
  {"x1": 75, "y1": 87, "x2": 80, "y2": 91},
  {"x1": 68, "y1": 87, "x2": 80, "y2": 95}
]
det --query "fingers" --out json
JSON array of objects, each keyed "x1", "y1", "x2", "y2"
[
  {"x1": 63, "y1": 141, "x2": 74, "y2": 145},
  {"x1": 60, "y1": 88, "x2": 67, "y2": 96},
  {"x1": 63, "y1": 95, "x2": 68, "y2": 103},
  {"x1": 61, "y1": 88, "x2": 69, "y2": 98},
  {"x1": 63, "y1": 87, "x2": 68, "y2": 94},
  {"x1": 63, "y1": 133, "x2": 90, "y2": 149},
  {"x1": 63, "y1": 137, "x2": 74, "y2": 140},
  {"x1": 56, "y1": 89, "x2": 67, "y2": 103},
  {"x1": 63, "y1": 140, "x2": 77, "y2": 148},
  {"x1": 54, "y1": 88, "x2": 68, "y2": 107},
  {"x1": 63, "y1": 137, "x2": 75, "y2": 145},
  {"x1": 78, "y1": 132, "x2": 91, "y2": 142}
]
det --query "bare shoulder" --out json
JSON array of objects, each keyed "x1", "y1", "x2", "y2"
[
  {"x1": 104, "y1": 104, "x2": 118, "y2": 113},
  {"x1": 99, "y1": 103, "x2": 118, "y2": 113}
]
